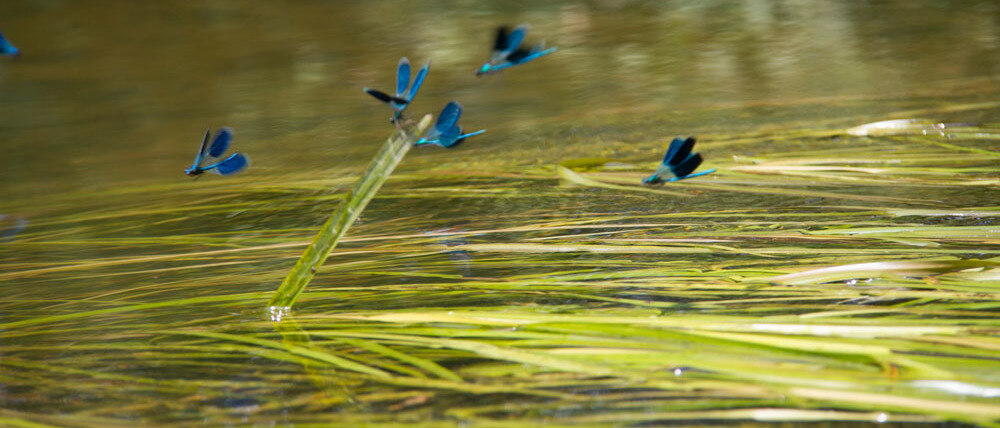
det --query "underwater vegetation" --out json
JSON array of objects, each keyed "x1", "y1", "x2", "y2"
[
  {"x1": 2, "y1": 108, "x2": 999, "y2": 425},
  {"x1": 272, "y1": 24, "x2": 540, "y2": 307},
  {"x1": 1, "y1": 6, "x2": 999, "y2": 426}
]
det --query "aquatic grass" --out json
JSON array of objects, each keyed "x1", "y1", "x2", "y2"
[
  {"x1": 2, "y1": 109, "x2": 1000, "y2": 425},
  {"x1": 269, "y1": 115, "x2": 433, "y2": 309}
]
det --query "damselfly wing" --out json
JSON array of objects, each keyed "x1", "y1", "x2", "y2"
[
  {"x1": 185, "y1": 128, "x2": 249, "y2": 177},
  {"x1": 643, "y1": 137, "x2": 715, "y2": 185},
  {"x1": 0, "y1": 31, "x2": 19, "y2": 57},
  {"x1": 476, "y1": 24, "x2": 556, "y2": 75},
  {"x1": 415, "y1": 101, "x2": 486, "y2": 148},
  {"x1": 365, "y1": 57, "x2": 431, "y2": 124}
]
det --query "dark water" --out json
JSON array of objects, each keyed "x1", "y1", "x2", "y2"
[{"x1": 2, "y1": 1, "x2": 1000, "y2": 426}]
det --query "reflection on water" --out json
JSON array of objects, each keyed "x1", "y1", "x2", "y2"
[{"x1": 1, "y1": 0, "x2": 998, "y2": 200}]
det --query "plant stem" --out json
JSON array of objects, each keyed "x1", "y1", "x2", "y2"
[{"x1": 269, "y1": 115, "x2": 432, "y2": 309}]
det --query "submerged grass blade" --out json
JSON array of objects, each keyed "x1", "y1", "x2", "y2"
[
  {"x1": 769, "y1": 259, "x2": 998, "y2": 285},
  {"x1": 4, "y1": 100, "x2": 1000, "y2": 425},
  {"x1": 557, "y1": 165, "x2": 690, "y2": 196},
  {"x1": 269, "y1": 115, "x2": 433, "y2": 309},
  {"x1": 160, "y1": 330, "x2": 393, "y2": 378},
  {"x1": 0, "y1": 293, "x2": 269, "y2": 330}
]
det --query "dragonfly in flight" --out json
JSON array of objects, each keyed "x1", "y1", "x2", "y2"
[
  {"x1": 184, "y1": 128, "x2": 249, "y2": 177},
  {"x1": 0, "y1": 31, "x2": 19, "y2": 57},
  {"x1": 415, "y1": 101, "x2": 485, "y2": 148},
  {"x1": 476, "y1": 24, "x2": 556, "y2": 76},
  {"x1": 364, "y1": 57, "x2": 430, "y2": 124},
  {"x1": 643, "y1": 137, "x2": 715, "y2": 185}
]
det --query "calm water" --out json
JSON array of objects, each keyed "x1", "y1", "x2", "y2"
[
  {"x1": 2, "y1": 1, "x2": 999, "y2": 426},
  {"x1": 2, "y1": 0, "x2": 998, "y2": 199}
]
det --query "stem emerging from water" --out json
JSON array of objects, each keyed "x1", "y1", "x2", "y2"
[{"x1": 269, "y1": 115, "x2": 433, "y2": 309}]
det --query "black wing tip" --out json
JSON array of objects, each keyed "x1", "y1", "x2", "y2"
[
  {"x1": 493, "y1": 26, "x2": 511, "y2": 51},
  {"x1": 671, "y1": 153, "x2": 704, "y2": 178},
  {"x1": 664, "y1": 135, "x2": 697, "y2": 166},
  {"x1": 365, "y1": 87, "x2": 409, "y2": 104},
  {"x1": 670, "y1": 135, "x2": 697, "y2": 143},
  {"x1": 199, "y1": 129, "x2": 212, "y2": 152},
  {"x1": 215, "y1": 153, "x2": 250, "y2": 176},
  {"x1": 506, "y1": 48, "x2": 533, "y2": 62}
]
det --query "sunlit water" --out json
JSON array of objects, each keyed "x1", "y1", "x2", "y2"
[
  {"x1": 1, "y1": 1, "x2": 999, "y2": 425},
  {"x1": 2, "y1": 1, "x2": 997, "y2": 198}
]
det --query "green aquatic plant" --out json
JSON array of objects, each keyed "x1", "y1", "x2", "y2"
[
  {"x1": 2, "y1": 105, "x2": 1000, "y2": 426},
  {"x1": 268, "y1": 115, "x2": 432, "y2": 310}
]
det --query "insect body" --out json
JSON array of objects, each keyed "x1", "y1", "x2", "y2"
[
  {"x1": 185, "y1": 128, "x2": 249, "y2": 177},
  {"x1": 415, "y1": 101, "x2": 485, "y2": 148},
  {"x1": 476, "y1": 25, "x2": 556, "y2": 76},
  {"x1": 364, "y1": 57, "x2": 430, "y2": 124},
  {"x1": 643, "y1": 137, "x2": 714, "y2": 185}
]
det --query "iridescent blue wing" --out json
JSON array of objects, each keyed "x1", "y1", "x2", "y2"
[
  {"x1": 435, "y1": 101, "x2": 463, "y2": 133},
  {"x1": 661, "y1": 138, "x2": 681, "y2": 164},
  {"x1": 501, "y1": 25, "x2": 527, "y2": 55},
  {"x1": 664, "y1": 137, "x2": 695, "y2": 166},
  {"x1": 207, "y1": 127, "x2": 232, "y2": 158},
  {"x1": 437, "y1": 125, "x2": 463, "y2": 148},
  {"x1": 0, "y1": 31, "x2": 19, "y2": 57},
  {"x1": 396, "y1": 57, "x2": 411, "y2": 97},
  {"x1": 406, "y1": 61, "x2": 430, "y2": 102},
  {"x1": 419, "y1": 102, "x2": 477, "y2": 147},
  {"x1": 506, "y1": 48, "x2": 533, "y2": 63},
  {"x1": 211, "y1": 153, "x2": 249, "y2": 175},
  {"x1": 670, "y1": 153, "x2": 703, "y2": 178},
  {"x1": 479, "y1": 25, "x2": 529, "y2": 75}
]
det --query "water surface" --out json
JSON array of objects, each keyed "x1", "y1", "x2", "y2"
[{"x1": 1, "y1": 1, "x2": 999, "y2": 426}]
